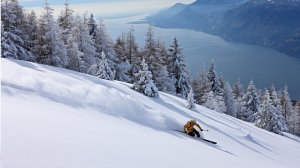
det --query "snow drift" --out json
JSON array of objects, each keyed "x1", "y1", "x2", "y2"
[{"x1": 1, "y1": 58, "x2": 300, "y2": 168}]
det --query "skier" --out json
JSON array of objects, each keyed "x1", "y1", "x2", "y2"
[{"x1": 184, "y1": 119, "x2": 203, "y2": 137}]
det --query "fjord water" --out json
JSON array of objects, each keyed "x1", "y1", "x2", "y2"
[{"x1": 104, "y1": 16, "x2": 300, "y2": 99}]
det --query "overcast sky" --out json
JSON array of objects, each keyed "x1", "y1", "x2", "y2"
[{"x1": 20, "y1": 0, "x2": 195, "y2": 17}]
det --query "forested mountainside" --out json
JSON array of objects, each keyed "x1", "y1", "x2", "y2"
[{"x1": 147, "y1": 0, "x2": 300, "y2": 58}]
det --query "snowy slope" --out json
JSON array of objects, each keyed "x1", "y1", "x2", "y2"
[{"x1": 1, "y1": 58, "x2": 300, "y2": 168}]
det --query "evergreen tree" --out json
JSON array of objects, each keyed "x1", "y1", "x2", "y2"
[
  {"x1": 192, "y1": 68, "x2": 210, "y2": 105},
  {"x1": 90, "y1": 18, "x2": 116, "y2": 73},
  {"x1": 1, "y1": 23, "x2": 10, "y2": 58},
  {"x1": 280, "y1": 86, "x2": 294, "y2": 119},
  {"x1": 56, "y1": 1, "x2": 80, "y2": 70},
  {"x1": 255, "y1": 89, "x2": 280, "y2": 134},
  {"x1": 144, "y1": 25, "x2": 164, "y2": 87},
  {"x1": 87, "y1": 13, "x2": 97, "y2": 37},
  {"x1": 233, "y1": 79, "x2": 245, "y2": 121},
  {"x1": 269, "y1": 86, "x2": 289, "y2": 132},
  {"x1": 187, "y1": 88, "x2": 196, "y2": 111},
  {"x1": 1, "y1": 0, "x2": 35, "y2": 61},
  {"x1": 203, "y1": 91, "x2": 217, "y2": 111},
  {"x1": 125, "y1": 26, "x2": 140, "y2": 80},
  {"x1": 114, "y1": 36, "x2": 131, "y2": 82},
  {"x1": 57, "y1": 0, "x2": 74, "y2": 44},
  {"x1": 90, "y1": 51, "x2": 115, "y2": 80},
  {"x1": 240, "y1": 81, "x2": 260, "y2": 122},
  {"x1": 168, "y1": 37, "x2": 191, "y2": 98},
  {"x1": 65, "y1": 32, "x2": 83, "y2": 72},
  {"x1": 224, "y1": 82, "x2": 237, "y2": 117},
  {"x1": 289, "y1": 108, "x2": 300, "y2": 136},
  {"x1": 115, "y1": 60, "x2": 131, "y2": 82},
  {"x1": 207, "y1": 61, "x2": 223, "y2": 95},
  {"x1": 257, "y1": 89, "x2": 264, "y2": 102},
  {"x1": 232, "y1": 79, "x2": 243, "y2": 99},
  {"x1": 132, "y1": 59, "x2": 158, "y2": 97},
  {"x1": 154, "y1": 40, "x2": 176, "y2": 93},
  {"x1": 206, "y1": 61, "x2": 226, "y2": 113},
  {"x1": 71, "y1": 15, "x2": 96, "y2": 73},
  {"x1": 280, "y1": 86, "x2": 296, "y2": 133},
  {"x1": 24, "y1": 10, "x2": 38, "y2": 59},
  {"x1": 157, "y1": 40, "x2": 169, "y2": 67},
  {"x1": 155, "y1": 65, "x2": 176, "y2": 94},
  {"x1": 35, "y1": 0, "x2": 67, "y2": 67},
  {"x1": 292, "y1": 101, "x2": 300, "y2": 136},
  {"x1": 144, "y1": 25, "x2": 157, "y2": 68}
]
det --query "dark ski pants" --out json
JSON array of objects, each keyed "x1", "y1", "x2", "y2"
[{"x1": 186, "y1": 129, "x2": 200, "y2": 137}]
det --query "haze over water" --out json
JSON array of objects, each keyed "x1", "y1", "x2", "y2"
[{"x1": 104, "y1": 16, "x2": 300, "y2": 99}]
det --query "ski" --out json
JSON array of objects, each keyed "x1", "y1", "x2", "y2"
[
  {"x1": 172, "y1": 130, "x2": 217, "y2": 144},
  {"x1": 200, "y1": 138, "x2": 217, "y2": 144}
]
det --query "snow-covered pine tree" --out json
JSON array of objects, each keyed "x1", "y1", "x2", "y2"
[
  {"x1": 114, "y1": 36, "x2": 131, "y2": 82},
  {"x1": 155, "y1": 65, "x2": 176, "y2": 94},
  {"x1": 1, "y1": 0, "x2": 35, "y2": 61},
  {"x1": 255, "y1": 89, "x2": 280, "y2": 134},
  {"x1": 192, "y1": 68, "x2": 210, "y2": 105},
  {"x1": 289, "y1": 105, "x2": 300, "y2": 135},
  {"x1": 57, "y1": 0, "x2": 74, "y2": 44},
  {"x1": 144, "y1": 25, "x2": 164, "y2": 87},
  {"x1": 224, "y1": 82, "x2": 237, "y2": 117},
  {"x1": 203, "y1": 91, "x2": 217, "y2": 111},
  {"x1": 132, "y1": 59, "x2": 158, "y2": 97},
  {"x1": 269, "y1": 86, "x2": 288, "y2": 132},
  {"x1": 233, "y1": 79, "x2": 245, "y2": 120},
  {"x1": 292, "y1": 101, "x2": 300, "y2": 136},
  {"x1": 296, "y1": 100, "x2": 300, "y2": 111},
  {"x1": 90, "y1": 51, "x2": 115, "y2": 80},
  {"x1": 157, "y1": 40, "x2": 169, "y2": 68},
  {"x1": 56, "y1": 1, "x2": 81, "y2": 70},
  {"x1": 88, "y1": 13, "x2": 97, "y2": 37},
  {"x1": 35, "y1": 0, "x2": 67, "y2": 67},
  {"x1": 154, "y1": 40, "x2": 175, "y2": 94},
  {"x1": 71, "y1": 15, "x2": 96, "y2": 73},
  {"x1": 65, "y1": 32, "x2": 83, "y2": 72},
  {"x1": 257, "y1": 89, "x2": 264, "y2": 102},
  {"x1": 207, "y1": 61, "x2": 223, "y2": 95},
  {"x1": 168, "y1": 37, "x2": 191, "y2": 98},
  {"x1": 125, "y1": 26, "x2": 140, "y2": 80},
  {"x1": 280, "y1": 86, "x2": 296, "y2": 134},
  {"x1": 187, "y1": 88, "x2": 196, "y2": 111},
  {"x1": 115, "y1": 60, "x2": 131, "y2": 82},
  {"x1": 90, "y1": 18, "x2": 116, "y2": 74},
  {"x1": 280, "y1": 86, "x2": 294, "y2": 119},
  {"x1": 206, "y1": 61, "x2": 226, "y2": 113},
  {"x1": 24, "y1": 10, "x2": 38, "y2": 59},
  {"x1": 1, "y1": 23, "x2": 10, "y2": 58},
  {"x1": 88, "y1": 15, "x2": 101, "y2": 56},
  {"x1": 232, "y1": 79, "x2": 243, "y2": 99},
  {"x1": 144, "y1": 25, "x2": 157, "y2": 68},
  {"x1": 240, "y1": 81, "x2": 260, "y2": 122}
]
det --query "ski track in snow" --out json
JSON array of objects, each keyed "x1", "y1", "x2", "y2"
[{"x1": 2, "y1": 58, "x2": 300, "y2": 168}]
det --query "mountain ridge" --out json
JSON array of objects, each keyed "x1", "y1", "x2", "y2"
[{"x1": 146, "y1": 0, "x2": 300, "y2": 58}]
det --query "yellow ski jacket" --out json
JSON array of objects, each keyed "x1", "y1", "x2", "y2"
[{"x1": 184, "y1": 120, "x2": 203, "y2": 133}]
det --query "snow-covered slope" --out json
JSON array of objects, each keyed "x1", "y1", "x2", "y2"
[{"x1": 2, "y1": 58, "x2": 300, "y2": 168}]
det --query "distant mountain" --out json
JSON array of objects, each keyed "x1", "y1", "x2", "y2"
[
  {"x1": 191, "y1": 0, "x2": 245, "y2": 5},
  {"x1": 147, "y1": 0, "x2": 300, "y2": 58},
  {"x1": 148, "y1": 3, "x2": 187, "y2": 20},
  {"x1": 217, "y1": 0, "x2": 300, "y2": 57},
  {"x1": 147, "y1": 0, "x2": 246, "y2": 30}
]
